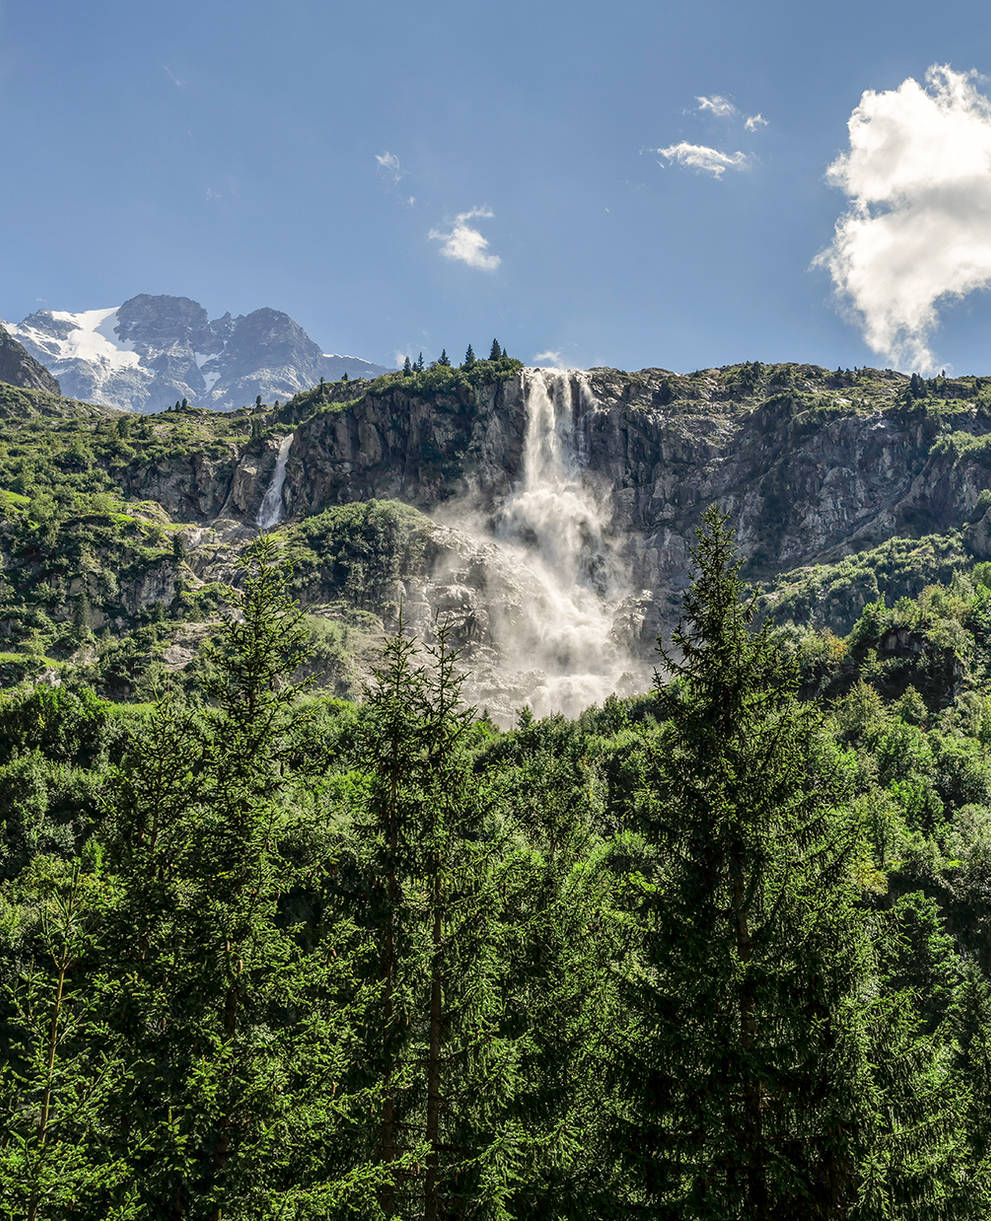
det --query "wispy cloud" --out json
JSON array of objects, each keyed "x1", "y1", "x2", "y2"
[
  {"x1": 429, "y1": 208, "x2": 501, "y2": 271},
  {"x1": 815, "y1": 64, "x2": 991, "y2": 372},
  {"x1": 653, "y1": 142, "x2": 749, "y2": 178},
  {"x1": 533, "y1": 349, "x2": 565, "y2": 368},
  {"x1": 375, "y1": 150, "x2": 403, "y2": 182},
  {"x1": 695, "y1": 95, "x2": 768, "y2": 131},
  {"x1": 162, "y1": 64, "x2": 186, "y2": 89},
  {"x1": 696, "y1": 94, "x2": 735, "y2": 119}
]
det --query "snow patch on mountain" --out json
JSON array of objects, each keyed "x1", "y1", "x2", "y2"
[{"x1": 25, "y1": 307, "x2": 141, "y2": 372}]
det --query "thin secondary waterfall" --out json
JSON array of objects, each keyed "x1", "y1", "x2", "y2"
[
  {"x1": 483, "y1": 368, "x2": 635, "y2": 717},
  {"x1": 257, "y1": 433, "x2": 294, "y2": 529}
]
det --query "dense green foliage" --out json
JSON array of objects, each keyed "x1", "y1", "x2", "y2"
[{"x1": 5, "y1": 515, "x2": 991, "y2": 1216}]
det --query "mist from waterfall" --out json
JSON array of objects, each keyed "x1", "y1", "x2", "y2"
[
  {"x1": 442, "y1": 368, "x2": 644, "y2": 720},
  {"x1": 257, "y1": 433, "x2": 294, "y2": 530}
]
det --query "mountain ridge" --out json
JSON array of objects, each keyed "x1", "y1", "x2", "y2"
[
  {"x1": 2, "y1": 293, "x2": 389, "y2": 414},
  {"x1": 0, "y1": 324, "x2": 61, "y2": 394}
]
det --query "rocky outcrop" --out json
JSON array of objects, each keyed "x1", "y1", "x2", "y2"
[
  {"x1": 282, "y1": 377, "x2": 526, "y2": 516},
  {"x1": 0, "y1": 325, "x2": 60, "y2": 393},
  {"x1": 118, "y1": 447, "x2": 242, "y2": 522}
]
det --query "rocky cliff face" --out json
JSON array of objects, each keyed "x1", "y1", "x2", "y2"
[
  {"x1": 8, "y1": 360, "x2": 991, "y2": 719},
  {"x1": 274, "y1": 366, "x2": 991, "y2": 580},
  {"x1": 3, "y1": 294, "x2": 389, "y2": 413},
  {"x1": 0, "y1": 325, "x2": 60, "y2": 393},
  {"x1": 87, "y1": 361, "x2": 991, "y2": 715},
  {"x1": 111, "y1": 363, "x2": 991, "y2": 609}
]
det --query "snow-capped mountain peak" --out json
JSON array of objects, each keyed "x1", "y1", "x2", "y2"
[{"x1": 5, "y1": 294, "x2": 389, "y2": 413}]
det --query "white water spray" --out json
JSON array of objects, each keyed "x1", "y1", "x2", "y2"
[
  {"x1": 466, "y1": 368, "x2": 642, "y2": 718},
  {"x1": 257, "y1": 433, "x2": 294, "y2": 530}
]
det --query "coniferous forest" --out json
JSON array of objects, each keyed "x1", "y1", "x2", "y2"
[{"x1": 5, "y1": 509, "x2": 991, "y2": 1218}]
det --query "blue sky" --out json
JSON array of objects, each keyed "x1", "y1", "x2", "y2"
[{"x1": 3, "y1": 0, "x2": 991, "y2": 374}]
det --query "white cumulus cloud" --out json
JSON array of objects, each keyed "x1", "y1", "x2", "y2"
[
  {"x1": 375, "y1": 150, "x2": 402, "y2": 182},
  {"x1": 697, "y1": 94, "x2": 736, "y2": 118},
  {"x1": 654, "y1": 142, "x2": 749, "y2": 178},
  {"x1": 745, "y1": 113, "x2": 768, "y2": 131},
  {"x1": 816, "y1": 65, "x2": 991, "y2": 372},
  {"x1": 533, "y1": 349, "x2": 566, "y2": 368},
  {"x1": 429, "y1": 208, "x2": 501, "y2": 271}
]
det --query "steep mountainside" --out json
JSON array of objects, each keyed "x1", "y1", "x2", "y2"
[
  {"x1": 0, "y1": 325, "x2": 60, "y2": 394},
  {"x1": 3, "y1": 358, "x2": 991, "y2": 719},
  {"x1": 2, "y1": 294, "x2": 389, "y2": 413}
]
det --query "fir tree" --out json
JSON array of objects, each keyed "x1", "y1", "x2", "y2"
[
  {"x1": 438, "y1": 349, "x2": 451, "y2": 368},
  {"x1": 355, "y1": 622, "x2": 523, "y2": 1218},
  {"x1": 489, "y1": 339, "x2": 502, "y2": 360},
  {"x1": 0, "y1": 855, "x2": 135, "y2": 1220},
  {"x1": 951, "y1": 966, "x2": 991, "y2": 1206},
  {"x1": 99, "y1": 540, "x2": 382, "y2": 1216},
  {"x1": 619, "y1": 507, "x2": 878, "y2": 1218},
  {"x1": 491, "y1": 712, "x2": 626, "y2": 1218},
  {"x1": 463, "y1": 344, "x2": 476, "y2": 369},
  {"x1": 403, "y1": 355, "x2": 413, "y2": 376}
]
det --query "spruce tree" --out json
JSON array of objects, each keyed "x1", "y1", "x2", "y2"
[
  {"x1": 951, "y1": 966, "x2": 991, "y2": 1208},
  {"x1": 417, "y1": 351, "x2": 425, "y2": 372},
  {"x1": 619, "y1": 507, "x2": 878, "y2": 1218},
  {"x1": 354, "y1": 622, "x2": 523, "y2": 1219},
  {"x1": 403, "y1": 355, "x2": 413, "y2": 376},
  {"x1": 490, "y1": 712, "x2": 626, "y2": 1218},
  {"x1": 100, "y1": 540, "x2": 382, "y2": 1216},
  {"x1": 489, "y1": 339, "x2": 502, "y2": 360},
  {"x1": 0, "y1": 855, "x2": 136, "y2": 1219},
  {"x1": 463, "y1": 344, "x2": 476, "y2": 369},
  {"x1": 438, "y1": 349, "x2": 451, "y2": 368}
]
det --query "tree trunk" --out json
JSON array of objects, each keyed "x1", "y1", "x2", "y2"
[
  {"x1": 377, "y1": 798, "x2": 400, "y2": 1216},
  {"x1": 425, "y1": 863, "x2": 443, "y2": 1221},
  {"x1": 730, "y1": 840, "x2": 767, "y2": 1220},
  {"x1": 27, "y1": 949, "x2": 69, "y2": 1221}
]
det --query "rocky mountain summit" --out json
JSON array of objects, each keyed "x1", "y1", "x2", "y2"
[
  {"x1": 2, "y1": 294, "x2": 389, "y2": 413},
  {"x1": 0, "y1": 324, "x2": 60, "y2": 394}
]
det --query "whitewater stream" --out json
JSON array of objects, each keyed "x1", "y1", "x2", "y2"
[
  {"x1": 443, "y1": 368, "x2": 645, "y2": 720},
  {"x1": 257, "y1": 433, "x2": 294, "y2": 529}
]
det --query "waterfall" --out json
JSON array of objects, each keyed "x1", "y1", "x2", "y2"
[
  {"x1": 481, "y1": 368, "x2": 638, "y2": 717},
  {"x1": 257, "y1": 433, "x2": 294, "y2": 530}
]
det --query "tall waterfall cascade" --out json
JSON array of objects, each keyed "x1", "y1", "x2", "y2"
[
  {"x1": 433, "y1": 368, "x2": 647, "y2": 720},
  {"x1": 257, "y1": 433, "x2": 294, "y2": 529}
]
